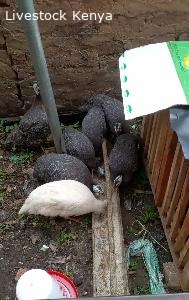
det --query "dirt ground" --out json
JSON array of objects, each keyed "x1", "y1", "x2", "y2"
[
  {"x1": 0, "y1": 118, "x2": 174, "y2": 299},
  {"x1": 120, "y1": 171, "x2": 172, "y2": 295},
  {"x1": 0, "y1": 124, "x2": 93, "y2": 300}
]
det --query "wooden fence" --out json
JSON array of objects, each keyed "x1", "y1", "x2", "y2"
[{"x1": 141, "y1": 109, "x2": 189, "y2": 291}]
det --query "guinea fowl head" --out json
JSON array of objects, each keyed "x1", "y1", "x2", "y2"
[
  {"x1": 113, "y1": 174, "x2": 123, "y2": 187},
  {"x1": 33, "y1": 81, "x2": 40, "y2": 96},
  {"x1": 92, "y1": 184, "x2": 104, "y2": 197},
  {"x1": 114, "y1": 122, "x2": 123, "y2": 136}
]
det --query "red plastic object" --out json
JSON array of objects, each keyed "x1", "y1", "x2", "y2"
[
  {"x1": 15, "y1": 269, "x2": 79, "y2": 299},
  {"x1": 47, "y1": 270, "x2": 79, "y2": 298}
]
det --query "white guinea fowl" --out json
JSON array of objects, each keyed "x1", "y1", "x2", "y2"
[{"x1": 19, "y1": 180, "x2": 107, "y2": 218}]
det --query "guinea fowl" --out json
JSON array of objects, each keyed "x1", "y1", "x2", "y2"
[
  {"x1": 82, "y1": 106, "x2": 107, "y2": 155},
  {"x1": 5, "y1": 82, "x2": 50, "y2": 149},
  {"x1": 18, "y1": 180, "x2": 107, "y2": 218},
  {"x1": 80, "y1": 94, "x2": 130, "y2": 136},
  {"x1": 109, "y1": 133, "x2": 139, "y2": 186},
  {"x1": 33, "y1": 153, "x2": 103, "y2": 195},
  {"x1": 63, "y1": 127, "x2": 98, "y2": 169}
]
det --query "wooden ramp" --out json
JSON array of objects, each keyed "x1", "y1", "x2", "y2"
[{"x1": 92, "y1": 141, "x2": 129, "y2": 297}]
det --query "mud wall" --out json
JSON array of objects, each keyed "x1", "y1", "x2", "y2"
[{"x1": 0, "y1": 0, "x2": 189, "y2": 117}]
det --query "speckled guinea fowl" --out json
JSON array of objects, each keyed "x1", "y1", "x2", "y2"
[
  {"x1": 82, "y1": 106, "x2": 107, "y2": 155},
  {"x1": 80, "y1": 94, "x2": 130, "y2": 135},
  {"x1": 33, "y1": 153, "x2": 93, "y2": 190},
  {"x1": 5, "y1": 82, "x2": 50, "y2": 148},
  {"x1": 63, "y1": 127, "x2": 98, "y2": 169},
  {"x1": 109, "y1": 133, "x2": 139, "y2": 186}
]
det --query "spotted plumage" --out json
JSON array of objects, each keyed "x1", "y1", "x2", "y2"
[
  {"x1": 63, "y1": 127, "x2": 98, "y2": 169},
  {"x1": 33, "y1": 153, "x2": 93, "y2": 189},
  {"x1": 109, "y1": 133, "x2": 139, "y2": 186}
]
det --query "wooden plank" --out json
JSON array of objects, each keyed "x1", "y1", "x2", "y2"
[
  {"x1": 178, "y1": 238, "x2": 189, "y2": 269},
  {"x1": 79, "y1": 294, "x2": 189, "y2": 300},
  {"x1": 155, "y1": 131, "x2": 177, "y2": 206},
  {"x1": 147, "y1": 113, "x2": 157, "y2": 159},
  {"x1": 92, "y1": 140, "x2": 129, "y2": 297},
  {"x1": 174, "y1": 208, "x2": 189, "y2": 253},
  {"x1": 92, "y1": 202, "x2": 111, "y2": 296},
  {"x1": 158, "y1": 208, "x2": 181, "y2": 275},
  {"x1": 161, "y1": 143, "x2": 182, "y2": 216},
  {"x1": 166, "y1": 157, "x2": 189, "y2": 227},
  {"x1": 151, "y1": 110, "x2": 169, "y2": 192},
  {"x1": 141, "y1": 116, "x2": 148, "y2": 140},
  {"x1": 148, "y1": 113, "x2": 160, "y2": 173},
  {"x1": 158, "y1": 208, "x2": 189, "y2": 292},
  {"x1": 169, "y1": 168, "x2": 189, "y2": 242},
  {"x1": 144, "y1": 114, "x2": 154, "y2": 154},
  {"x1": 180, "y1": 259, "x2": 189, "y2": 291}
]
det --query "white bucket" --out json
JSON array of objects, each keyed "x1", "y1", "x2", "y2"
[{"x1": 16, "y1": 269, "x2": 63, "y2": 300}]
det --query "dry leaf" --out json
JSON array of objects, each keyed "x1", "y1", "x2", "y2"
[{"x1": 15, "y1": 268, "x2": 28, "y2": 281}]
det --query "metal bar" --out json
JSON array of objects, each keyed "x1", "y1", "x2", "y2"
[
  {"x1": 17, "y1": 0, "x2": 66, "y2": 153},
  {"x1": 37, "y1": 295, "x2": 189, "y2": 300}
]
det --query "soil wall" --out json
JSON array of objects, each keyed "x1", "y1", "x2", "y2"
[{"x1": 0, "y1": 0, "x2": 189, "y2": 117}]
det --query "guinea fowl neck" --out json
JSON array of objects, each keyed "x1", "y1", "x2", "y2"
[{"x1": 33, "y1": 94, "x2": 42, "y2": 106}]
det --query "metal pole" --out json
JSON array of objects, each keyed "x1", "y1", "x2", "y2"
[{"x1": 17, "y1": 0, "x2": 66, "y2": 154}]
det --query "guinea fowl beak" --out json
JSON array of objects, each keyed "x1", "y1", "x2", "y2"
[
  {"x1": 92, "y1": 184, "x2": 104, "y2": 197},
  {"x1": 113, "y1": 175, "x2": 123, "y2": 187},
  {"x1": 97, "y1": 165, "x2": 105, "y2": 177},
  {"x1": 114, "y1": 123, "x2": 123, "y2": 136}
]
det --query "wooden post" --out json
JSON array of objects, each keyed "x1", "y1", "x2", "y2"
[
  {"x1": 92, "y1": 141, "x2": 129, "y2": 296},
  {"x1": 17, "y1": 0, "x2": 65, "y2": 154}
]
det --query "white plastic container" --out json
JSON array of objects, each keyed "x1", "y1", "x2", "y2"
[{"x1": 16, "y1": 269, "x2": 63, "y2": 300}]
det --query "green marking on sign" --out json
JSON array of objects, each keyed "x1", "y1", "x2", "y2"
[
  {"x1": 123, "y1": 76, "x2": 127, "y2": 82},
  {"x1": 121, "y1": 63, "x2": 127, "y2": 70},
  {"x1": 124, "y1": 90, "x2": 130, "y2": 97},
  {"x1": 126, "y1": 105, "x2": 132, "y2": 113},
  {"x1": 167, "y1": 41, "x2": 189, "y2": 104}
]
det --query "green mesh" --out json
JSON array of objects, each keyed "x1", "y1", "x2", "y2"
[{"x1": 126, "y1": 239, "x2": 165, "y2": 294}]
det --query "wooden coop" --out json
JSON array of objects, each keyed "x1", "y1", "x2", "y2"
[{"x1": 141, "y1": 109, "x2": 189, "y2": 291}]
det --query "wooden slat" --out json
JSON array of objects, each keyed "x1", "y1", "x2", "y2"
[
  {"x1": 147, "y1": 113, "x2": 157, "y2": 160},
  {"x1": 141, "y1": 116, "x2": 148, "y2": 140},
  {"x1": 155, "y1": 130, "x2": 177, "y2": 206},
  {"x1": 151, "y1": 110, "x2": 169, "y2": 191},
  {"x1": 148, "y1": 113, "x2": 160, "y2": 173},
  {"x1": 158, "y1": 208, "x2": 181, "y2": 274},
  {"x1": 161, "y1": 143, "x2": 182, "y2": 216},
  {"x1": 174, "y1": 208, "x2": 189, "y2": 253},
  {"x1": 80, "y1": 294, "x2": 189, "y2": 300},
  {"x1": 144, "y1": 114, "x2": 154, "y2": 154},
  {"x1": 169, "y1": 168, "x2": 189, "y2": 242},
  {"x1": 166, "y1": 157, "x2": 189, "y2": 227},
  {"x1": 158, "y1": 210, "x2": 189, "y2": 290},
  {"x1": 92, "y1": 141, "x2": 129, "y2": 297},
  {"x1": 180, "y1": 259, "x2": 189, "y2": 291},
  {"x1": 178, "y1": 238, "x2": 189, "y2": 268},
  {"x1": 142, "y1": 109, "x2": 189, "y2": 291}
]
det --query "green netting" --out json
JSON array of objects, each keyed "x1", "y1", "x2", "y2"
[{"x1": 126, "y1": 239, "x2": 166, "y2": 294}]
